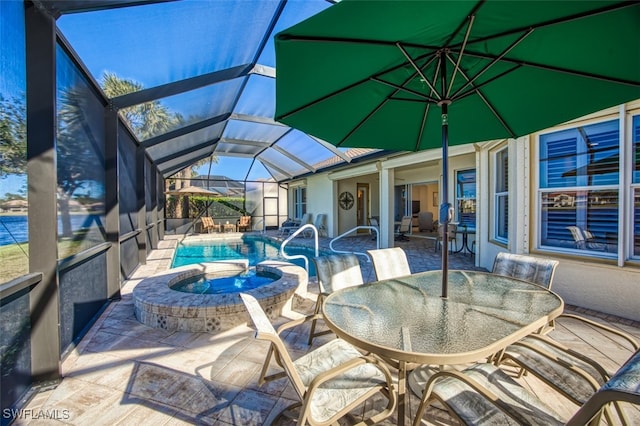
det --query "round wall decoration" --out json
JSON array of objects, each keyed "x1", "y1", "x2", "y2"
[{"x1": 339, "y1": 191, "x2": 355, "y2": 210}]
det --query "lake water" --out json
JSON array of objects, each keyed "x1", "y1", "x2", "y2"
[{"x1": 0, "y1": 215, "x2": 101, "y2": 246}]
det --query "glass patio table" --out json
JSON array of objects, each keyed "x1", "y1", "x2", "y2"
[
  {"x1": 453, "y1": 225, "x2": 476, "y2": 254},
  {"x1": 322, "y1": 269, "x2": 564, "y2": 425}
]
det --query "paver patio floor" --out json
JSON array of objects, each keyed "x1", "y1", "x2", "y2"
[{"x1": 21, "y1": 232, "x2": 640, "y2": 425}]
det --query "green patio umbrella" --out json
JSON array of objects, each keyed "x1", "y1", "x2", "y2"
[{"x1": 274, "y1": 0, "x2": 640, "y2": 297}]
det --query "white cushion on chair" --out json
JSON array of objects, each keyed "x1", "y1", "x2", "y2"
[{"x1": 294, "y1": 339, "x2": 387, "y2": 423}]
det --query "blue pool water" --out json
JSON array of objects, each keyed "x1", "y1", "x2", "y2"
[
  {"x1": 172, "y1": 235, "x2": 319, "y2": 276},
  {"x1": 171, "y1": 270, "x2": 280, "y2": 294}
]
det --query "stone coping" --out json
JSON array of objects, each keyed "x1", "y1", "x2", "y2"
[{"x1": 133, "y1": 259, "x2": 307, "y2": 333}]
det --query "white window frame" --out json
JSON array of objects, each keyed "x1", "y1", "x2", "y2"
[
  {"x1": 534, "y1": 110, "x2": 640, "y2": 262},
  {"x1": 629, "y1": 112, "x2": 640, "y2": 260},
  {"x1": 492, "y1": 146, "x2": 509, "y2": 245},
  {"x1": 292, "y1": 186, "x2": 306, "y2": 219},
  {"x1": 455, "y1": 168, "x2": 476, "y2": 227}
]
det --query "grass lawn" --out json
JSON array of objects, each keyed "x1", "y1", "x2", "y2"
[
  {"x1": 0, "y1": 243, "x2": 29, "y2": 282},
  {"x1": 1, "y1": 235, "x2": 98, "y2": 284}
]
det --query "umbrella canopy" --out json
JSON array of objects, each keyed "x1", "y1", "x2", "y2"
[
  {"x1": 275, "y1": 0, "x2": 640, "y2": 297},
  {"x1": 165, "y1": 185, "x2": 218, "y2": 197}
]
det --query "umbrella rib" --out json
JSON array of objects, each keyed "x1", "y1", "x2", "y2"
[
  {"x1": 453, "y1": 64, "x2": 522, "y2": 102},
  {"x1": 337, "y1": 102, "x2": 387, "y2": 148},
  {"x1": 444, "y1": 0, "x2": 486, "y2": 48},
  {"x1": 370, "y1": 77, "x2": 439, "y2": 103},
  {"x1": 276, "y1": 78, "x2": 369, "y2": 121},
  {"x1": 338, "y1": 63, "x2": 434, "y2": 148},
  {"x1": 278, "y1": 33, "x2": 442, "y2": 52},
  {"x1": 415, "y1": 103, "x2": 431, "y2": 152},
  {"x1": 276, "y1": 50, "x2": 438, "y2": 122},
  {"x1": 444, "y1": 53, "x2": 516, "y2": 138},
  {"x1": 397, "y1": 43, "x2": 442, "y2": 100},
  {"x1": 415, "y1": 61, "x2": 442, "y2": 151},
  {"x1": 459, "y1": 1, "x2": 636, "y2": 50},
  {"x1": 372, "y1": 51, "x2": 440, "y2": 83},
  {"x1": 449, "y1": 28, "x2": 533, "y2": 100},
  {"x1": 461, "y1": 50, "x2": 640, "y2": 87},
  {"x1": 447, "y1": 14, "x2": 475, "y2": 98}
]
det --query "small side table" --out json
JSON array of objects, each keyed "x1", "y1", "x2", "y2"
[{"x1": 223, "y1": 223, "x2": 236, "y2": 233}]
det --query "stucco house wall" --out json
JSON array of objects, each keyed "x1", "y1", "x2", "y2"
[
  {"x1": 296, "y1": 101, "x2": 640, "y2": 322},
  {"x1": 475, "y1": 104, "x2": 640, "y2": 322},
  {"x1": 305, "y1": 174, "x2": 335, "y2": 236}
]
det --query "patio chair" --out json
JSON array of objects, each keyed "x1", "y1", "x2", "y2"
[
  {"x1": 418, "y1": 211, "x2": 435, "y2": 232},
  {"x1": 367, "y1": 247, "x2": 411, "y2": 281},
  {"x1": 313, "y1": 213, "x2": 327, "y2": 237},
  {"x1": 435, "y1": 223, "x2": 458, "y2": 252},
  {"x1": 394, "y1": 215, "x2": 412, "y2": 241},
  {"x1": 412, "y1": 362, "x2": 565, "y2": 426},
  {"x1": 200, "y1": 216, "x2": 220, "y2": 233},
  {"x1": 567, "y1": 225, "x2": 607, "y2": 251},
  {"x1": 240, "y1": 293, "x2": 396, "y2": 426},
  {"x1": 491, "y1": 252, "x2": 559, "y2": 333},
  {"x1": 368, "y1": 216, "x2": 379, "y2": 240},
  {"x1": 279, "y1": 212, "x2": 312, "y2": 237},
  {"x1": 308, "y1": 253, "x2": 364, "y2": 345},
  {"x1": 566, "y1": 347, "x2": 640, "y2": 426},
  {"x1": 236, "y1": 215, "x2": 251, "y2": 232},
  {"x1": 496, "y1": 313, "x2": 639, "y2": 424},
  {"x1": 364, "y1": 246, "x2": 420, "y2": 374},
  {"x1": 491, "y1": 252, "x2": 559, "y2": 289},
  {"x1": 415, "y1": 345, "x2": 640, "y2": 426}
]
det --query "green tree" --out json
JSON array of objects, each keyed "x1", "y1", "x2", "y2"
[
  {"x1": 0, "y1": 94, "x2": 27, "y2": 178},
  {"x1": 102, "y1": 72, "x2": 183, "y2": 140},
  {"x1": 56, "y1": 73, "x2": 186, "y2": 237},
  {"x1": 57, "y1": 83, "x2": 106, "y2": 237}
]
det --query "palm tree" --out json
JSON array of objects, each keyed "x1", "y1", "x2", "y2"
[
  {"x1": 102, "y1": 72, "x2": 183, "y2": 140},
  {"x1": 0, "y1": 94, "x2": 26, "y2": 177}
]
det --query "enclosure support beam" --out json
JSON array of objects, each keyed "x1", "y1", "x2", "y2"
[
  {"x1": 25, "y1": 2, "x2": 61, "y2": 383},
  {"x1": 137, "y1": 148, "x2": 148, "y2": 265},
  {"x1": 105, "y1": 109, "x2": 121, "y2": 299}
]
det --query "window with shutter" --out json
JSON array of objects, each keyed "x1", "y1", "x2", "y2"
[
  {"x1": 632, "y1": 115, "x2": 640, "y2": 258},
  {"x1": 493, "y1": 147, "x2": 508, "y2": 243},
  {"x1": 456, "y1": 169, "x2": 476, "y2": 228},
  {"x1": 538, "y1": 119, "x2": 619, "y2": 255}
]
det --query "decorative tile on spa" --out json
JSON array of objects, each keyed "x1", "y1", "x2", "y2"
[{"x1": 99, "y1": 317, "x2": 173, "y2": 342}]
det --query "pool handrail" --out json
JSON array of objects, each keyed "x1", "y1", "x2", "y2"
[
  {"x1": 279, "y1": 224, "x2": 319, "y2": 272},
  {"x1": 329, "y1": 226, "x2": 379, "y2": 262},
  {"x1": 252, "y1": 217, "x2": 265, "y2": 233}
]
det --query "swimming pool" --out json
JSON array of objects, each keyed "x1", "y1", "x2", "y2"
[{"x1": 172, "y1": 235, "x2": 320, "y2": 275}]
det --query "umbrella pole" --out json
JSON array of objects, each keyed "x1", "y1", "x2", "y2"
[{"x1": 440, "y1": 102, "x2": 450, "y2": 298}]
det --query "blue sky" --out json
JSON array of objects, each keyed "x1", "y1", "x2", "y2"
[
  {"x1": 0, "y1": 175, "x2": 27, "y2": 199},
  {"x1": 2, "y1": 0, "x2": 334, "y2": 189}
]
